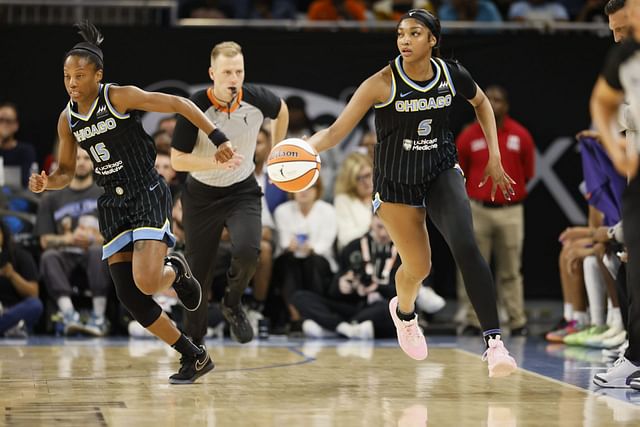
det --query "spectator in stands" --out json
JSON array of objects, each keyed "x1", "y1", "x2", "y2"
[
  {"x1": 456, "y1": 85, "x2": 535, "y2": 336},
  {"x1": 256, "y1": 127, "x2": 287, "y2": 214},
  {"x1": 372, "y1": 0, "x2": 435, "y2": 21},
  {"x1": 36, "y1": 149, "x2": 111, "y2": 336},
  {"x1": 155, "y1": 150, "x2": 180, "y2": 197},
  {"x1": 508, "y1": 0, "x2": 569, "y2": 21},
  {"x1": 576, "y1": 0, "x2": 609, "y2": 22},
  {"x1": 0, "y1": 219, "x2": 42, "y2": 337},
  {"x1": 358, "y1": 129, "x2": 376, "y2": 162},
  {"x1": 0, "y1": 102, "x2": 38, "y2": 188},
  {"x1": 334, "y1": 152, "x2": 373, "y2": 250},
  {"x1": 292, "y1": 215, "x2": 398, "y2": 339},
  {"x1": 158, "y1": 116, "x2": 177, "y2": 138},
  {"x1": 272, "y1": 177, "x2": 337, "y2": 328},
  {"x1": 234, "y1": 0, "x2": 298, "y2": 18},
  {"x1": 153, "y1": 130, "x2": 172, "y2": 155},
  {"x1": 439, "y1": 0, "x2": 503, "y2": 22},
  {"x1": 178, "y1": 0, "x2": 233, "y2": 18},
  {"x1": 287, "y1": 95, "x2": 340, "y2": 202},
  {"x1": 252, "y1": 127, "x2": 278, "y2": 309},
  {"x1": 308, "y1": 0, "x2": 370, "y2": 20}
]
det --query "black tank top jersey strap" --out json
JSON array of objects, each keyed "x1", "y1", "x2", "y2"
[
  {"x1": 373, "y1": 56, "x2": 461, "y2": 185},
  {"x1": 68, "y1": 83, "x2": 158, "y2": 192}
]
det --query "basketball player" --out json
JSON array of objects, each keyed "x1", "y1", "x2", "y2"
[
  {"x1": 29, "y1": 22, "x2": 239, "y2": 384},
  {"x1": 171, "y1": 41, "x2": 288, "y2": 345},
  {"x1": 590, "y1": 0, "x2": 640, "y2": 389},
  {"x1": 306, "y1": 9, "x2": 517, "y2": 377}
]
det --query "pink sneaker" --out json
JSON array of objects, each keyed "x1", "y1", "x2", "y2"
[
  {"x1": 389, "y1": 297, "x2": 428, "y2": 360},
  {"x1": 482, "y1": 335, "x2": 517, "y2": 378}
]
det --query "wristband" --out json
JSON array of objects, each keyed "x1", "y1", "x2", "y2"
[{"x1": 208, "y1": 128, "x2": 229, "y2": 147}]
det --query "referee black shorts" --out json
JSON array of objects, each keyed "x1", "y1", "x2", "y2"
[
  {"x1": 98, "y1": 177, "x2": 176, "y2": 260},
  {"x1": 372, "y1": 164, "x2": 465, "y2": 213}
]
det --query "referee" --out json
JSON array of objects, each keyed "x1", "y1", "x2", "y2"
[{"x1": 171, "y1": 41, "x2": 288, "y2": 344}]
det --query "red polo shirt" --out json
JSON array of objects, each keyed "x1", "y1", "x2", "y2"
[{"x1": 456, "y1": 116, "x2": 535, "y2": 204}]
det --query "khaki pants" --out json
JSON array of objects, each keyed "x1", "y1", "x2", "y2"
[{"x1": 457, "y1": 201, "x2": 526, "y2": 329}]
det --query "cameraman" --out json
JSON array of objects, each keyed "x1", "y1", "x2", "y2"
[{"x1": 291, "y1": 216, "x2": 398, "y2": 339}]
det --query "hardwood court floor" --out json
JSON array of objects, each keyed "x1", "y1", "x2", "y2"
[{"x1": 0, "y1": 338, "x2": 639, "y2": 426}]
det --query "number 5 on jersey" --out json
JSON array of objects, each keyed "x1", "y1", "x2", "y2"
[
  {"x1": 417, "y1": 119, "x2": 432, "y2": 137},
  {"x1": 90, "y1": 142, "x2": 111, "y2": 162}
]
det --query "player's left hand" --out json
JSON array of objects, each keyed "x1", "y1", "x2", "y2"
[
  {"x1": 479, "y1": 157, "x2": 516, "y2": 202},
  {"x1": 215, "y1": 142, "x2": 234, "y2": 163}
]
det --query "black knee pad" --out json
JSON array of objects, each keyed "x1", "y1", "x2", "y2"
[{"x1": 109, "y1": 262, "x2": 162, "y2": 328}]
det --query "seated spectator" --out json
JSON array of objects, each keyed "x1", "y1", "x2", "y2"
[
  {"x1": 439, "y1": 0, "x2": 503, "y2": 22},
  {"x1": 234, "y1": 0, "x2": 298, "y2": 18},
  {"x1": 157, "y1": 116, "x2": 177, "y2": 138},
  {"x1": 256, "y1": 128, "x2": 288, "y2": 214},
  {"x1": 155, "y1": 149, "x2": 181, "y2": 197},
  {"x1": 153, "y1": 130, "x2": 172, "y2": 155},
  {"x1": 178, "y1": 0, "x2": 234, "y2": 18},
  {"x1": 508, "y1": 0, "x2": 569, "y2": 21},
  {"x1": 0, "y1": 102, "x2": 37, "y2": 188},
  {"x1": 292, "y1": 215, "x2": 398, "y2": 339},
  {"x1": 272, "y1": 177, "x2": 337, "y2": 327},
  {"x1": 357, "y1": 129, "x2": 376, "y2": 162},
  {"x1": 334, "y1": 152, "x2": 373, "y2": 250},
  {"x1": 0, "y1": 219, "x2": 42, "y2": 337},
  {"x1": 35, "y1": 149, "x2": 111, "y2": 337},
  {"x1": 286, "y1": 95, "x2": 340, "y2": 202},
  {"x1": 252, "y1": 127, "x2": 278, "y2": 310},
  {"x1": 372, "y1": 0, "x2": 435, "y2": 21},
  {"x1": 308, "y1": 0, "x2": 369, "y2": 20},
  {"x1": 576, "y1": 0, "x2": 608, "y2": 22}
]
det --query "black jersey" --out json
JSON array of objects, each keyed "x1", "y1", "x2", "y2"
[
  {"x1": 373, "y1": 56, "x2": 477, "y2": 184},
  {"x1": 68, "y1": 83, "x2": 158, "y2": 190}
]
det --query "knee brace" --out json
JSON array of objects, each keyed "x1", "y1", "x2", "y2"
[{"x1": 109, "y1": 262, "x2": 162, "y2": 328}]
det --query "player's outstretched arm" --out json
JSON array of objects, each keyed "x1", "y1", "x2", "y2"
[
  {"x1": 170, "y1": 147, "x2": 244, "y2": 172},
  {"x1": 109, "y1": 85, "x2": 234, "y2": 162},
  {"x1": 30, "y1": 110, "x2": 78, "y2": 193},
  {"x1": 270, "y1": 99, "x2": 289, "y2": 149},
  {"x1": 307, "y1": 68, "x2": 389, "y2": 153}
]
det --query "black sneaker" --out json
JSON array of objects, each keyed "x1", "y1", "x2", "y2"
[
  {"x1": 169, "y1": 346, "x2": 214, "y2": 384},
  {"x1": 166, "y1": 252, "x2": 202, "y2": 312},
  {"x1": 221, "y1": 298, "x2": 254, "y2": 343}
]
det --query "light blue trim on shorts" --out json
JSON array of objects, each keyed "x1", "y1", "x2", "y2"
[{"x1": 102, "y1": 219, "x2": 176, "y2": 260}]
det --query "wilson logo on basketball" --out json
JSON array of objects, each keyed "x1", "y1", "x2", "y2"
[
  {"x1": 267, "y1": 138, "x2": 322, "y2": 193},
  {"x1": 269, "y1": 150, "x2": 299, "y2": 159}
]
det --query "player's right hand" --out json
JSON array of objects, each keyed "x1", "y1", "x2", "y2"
[
  {"x1": 215, "y1": 141, "x2": 234, "y2": 163},
  {"x1": 28, "y1": 170, "x2": 48, "y2": 193}
]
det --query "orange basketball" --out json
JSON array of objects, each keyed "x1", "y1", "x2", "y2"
[{"x1": 267, "y1": 138, "x2": 322, "y2": 192}]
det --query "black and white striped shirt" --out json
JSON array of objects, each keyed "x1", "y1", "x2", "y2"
[{"x1": 172, "y1": 84, "x2": 282, "y2": 187}]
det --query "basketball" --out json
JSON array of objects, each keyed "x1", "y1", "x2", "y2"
[{"x1": 267, "y1": 138, "x2": 321, "y2": 192}]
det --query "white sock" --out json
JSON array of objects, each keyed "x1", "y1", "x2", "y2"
[
  {"x1": 93, "y1": 297, "x2": 107, "y2": 318},
  {"x1": 608, "y1": 307, "x2": 623, "y2": 330},
  {"x1": 574, "y1": 311, "x2": 589, "y2": 326},
  {"x1": 583, "y1": 255, "x2": 606, "y2": 326},
  {"x1": 57, "y1": 296, "x2": 74, "y2": 314},
  {"x1": 564, "y1": 303, "x2": 574, "y2": 321}
]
